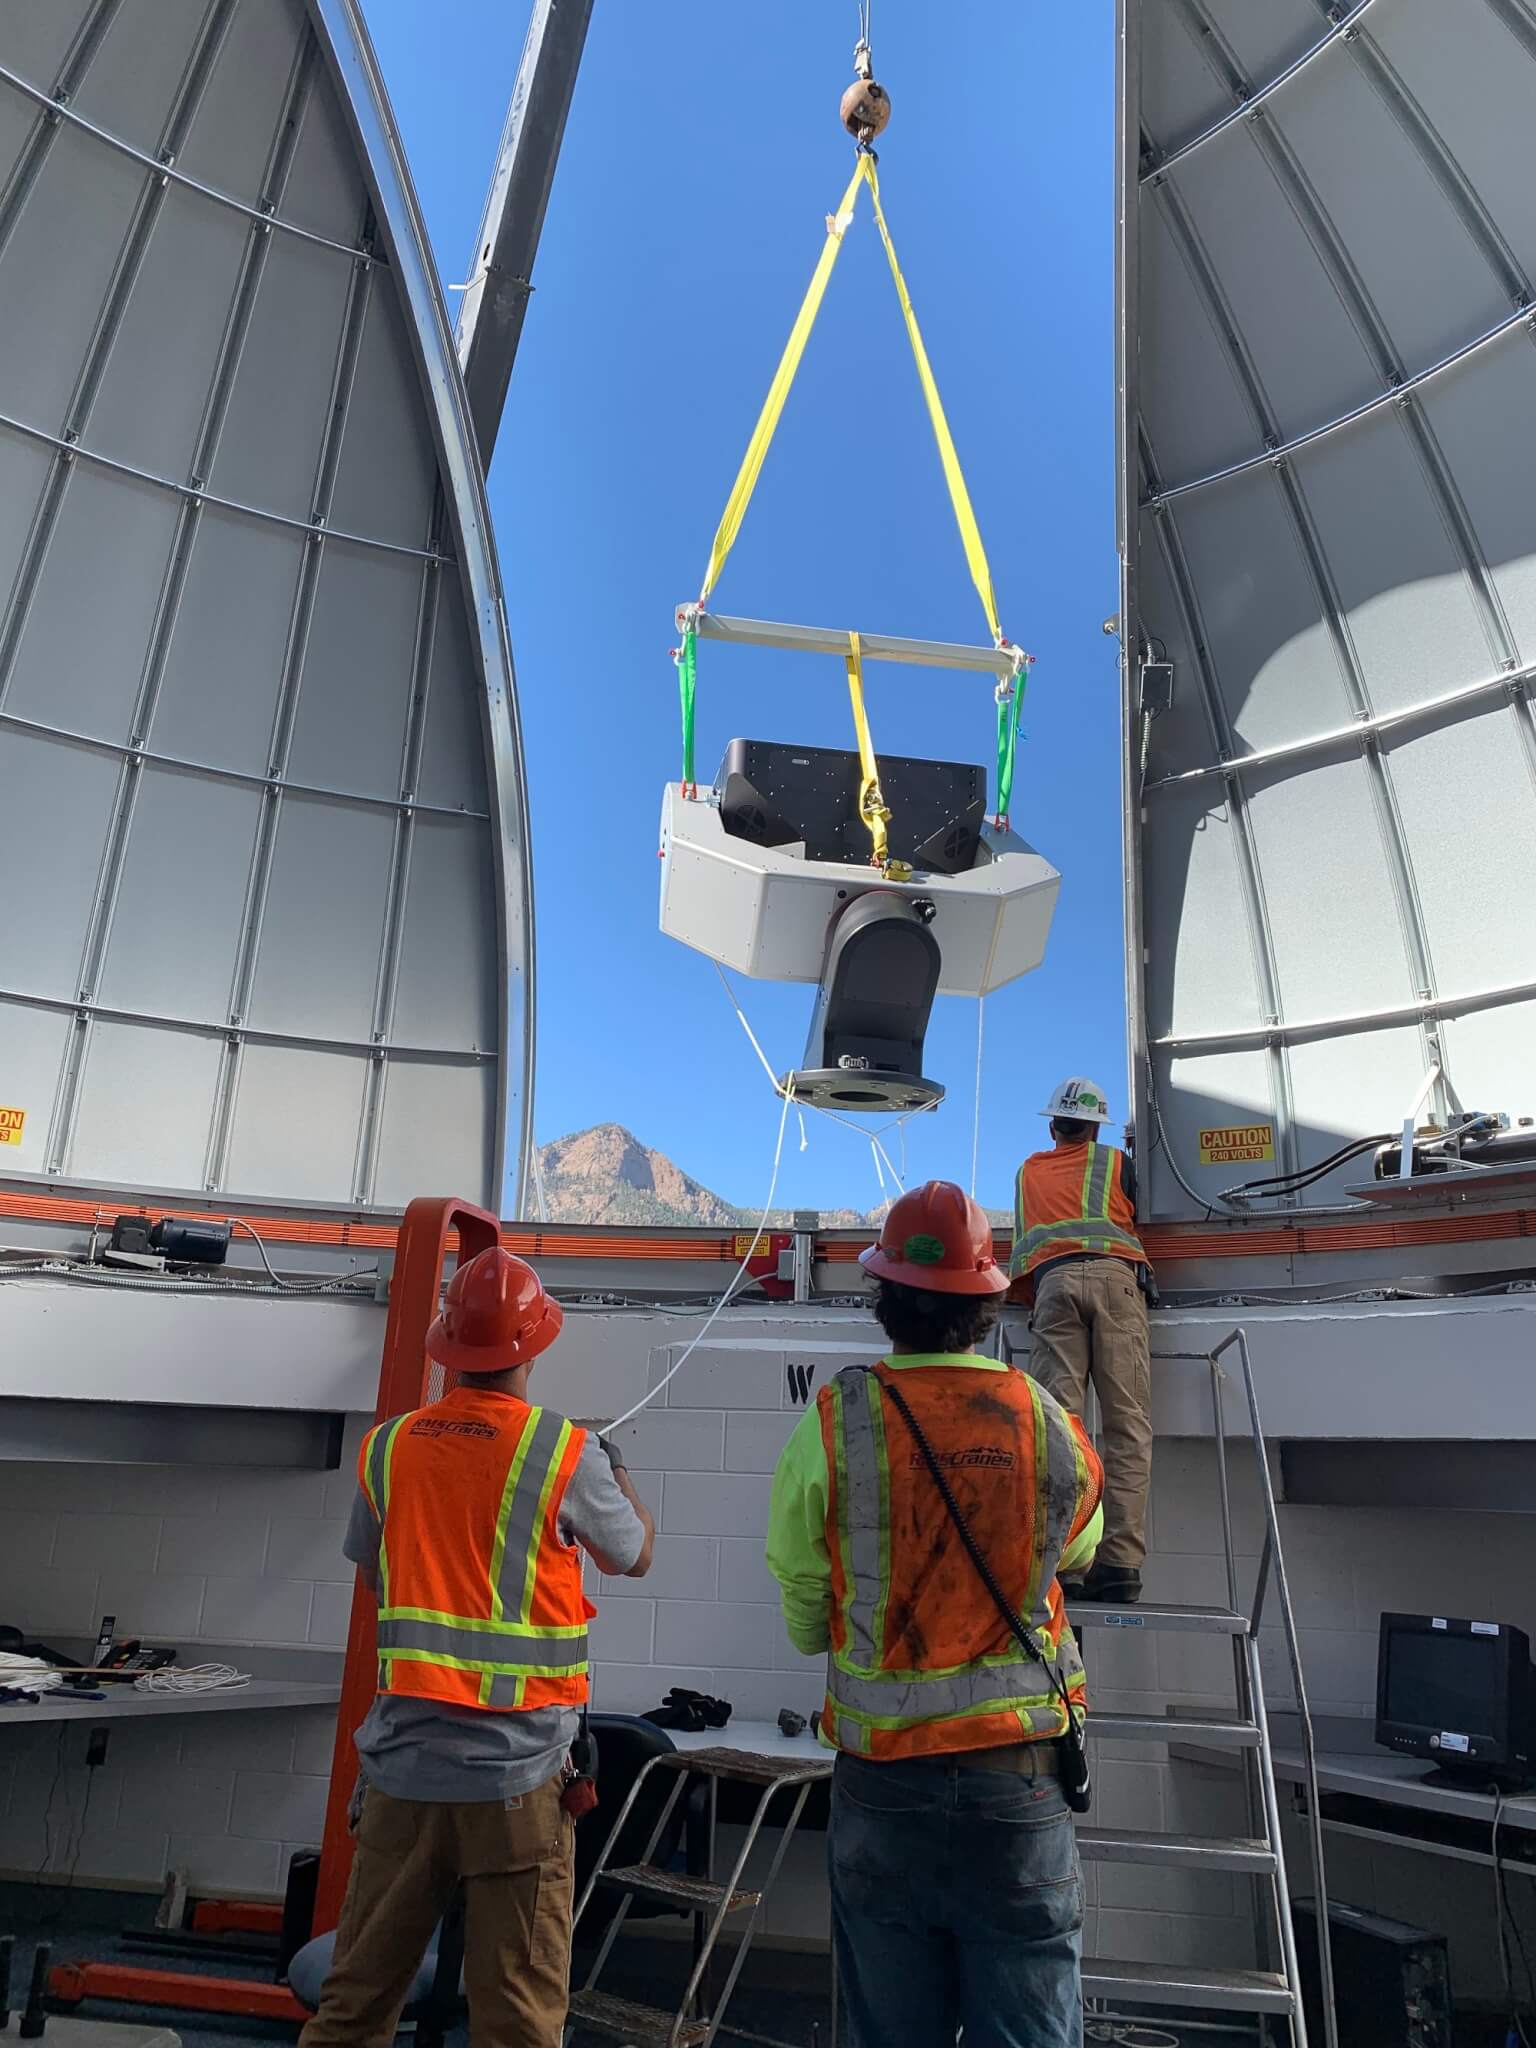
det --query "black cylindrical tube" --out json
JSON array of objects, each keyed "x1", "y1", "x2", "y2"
[
  {"x1": 1374, "y1": 1128, "x2": 1536, "y2": 1177},
  {"x1": 148, "y1": 1218, "x2": 231, "y2": 1265},
  {"x1": 1, "y1": 1931, "x2": 14, "y2": 2028}
]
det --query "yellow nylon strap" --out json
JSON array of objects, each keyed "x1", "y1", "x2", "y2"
[
  {"x1": 845, "y1": 630, "x2": 890, "y2": 868},
  {"x1": 697, "y1": 161, "x2": 866, "y2": 607},
  {"x1": 860, "y1": 154, "x2": 1002, "y2": 647}
]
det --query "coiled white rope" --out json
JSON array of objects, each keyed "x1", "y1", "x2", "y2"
[{"x1": 133, "y1": 1663, "x2": 250, "y2": 1694}]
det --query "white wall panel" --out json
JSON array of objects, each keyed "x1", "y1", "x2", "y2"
[
  {"x1": 249, "y1": 798, "x2": 394, "y2": 1043},
  {"x1": 0, "y1": 1004, "x2": 72, "y2": 1176},
  {"x1": 1421, "y1": 343, "x2": 1536, "y2": 655},
  {"x1": 71, "y1": 0, "x2": 211, "y2": 153},
  {"x1": 1371, "y1": 0, "x2": 1536, "y2": 289},
  {"x1": 0, "y1": 738, "x2": 119, "y2": 996},
  {"x1": 1292, "y1": 424, "x2": 1491, "y2": 716},
  {"x1": 0, "y1": 130, "x2": 143, "y2": 424},
  {"x1": 69, "y1": 1022, "x2": 225, "y2": 1188},
  {"x1": 88, "y1": 188, "x2": 252, "y2": 480},
  {"x1": 329, "y1": 285, "x2": 439, "y2": 550},
  {"x1": 150, "y1": 514, "x2": 305, "y2": 776},
  {"x1": 288, "y1": 548, "x2": 425, "y2": 801},
  {"x1": 96, "y1": 771, "x2": 263, "y2": 1026},
  {"x1": 7, "y1": 469, "x2": 181, "y2": 742},
  {"x1": 390, "y1": 815, "x2": 497, "y2": 1052},
  {"x1": 226, "y1": 1044, "x2": 369, "y2": 1202},
  {"x1": 209, "y1": 237, "x2": 355, "y2": 524},
  {"x1": 370, "y1": 1059, "x2": 496, "y2": 1210}
]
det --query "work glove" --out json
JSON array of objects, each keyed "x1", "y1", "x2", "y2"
[{"x1": 598, "y1": 1434, "x2": 627, "y2": 1474}]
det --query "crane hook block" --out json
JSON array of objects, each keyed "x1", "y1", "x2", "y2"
[{"x1": 840, "y1": 77, "x2": 891, "y2": 147}]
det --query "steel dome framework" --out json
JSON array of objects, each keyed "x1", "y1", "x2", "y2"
[
  {"x1": 1119, "y1": 0, "x2": 1536, "y2": 1215},
  {"x1": 0, "y1": 0, "x2": 533, "y2": 1216}
]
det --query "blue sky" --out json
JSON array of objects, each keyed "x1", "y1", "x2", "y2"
[{"x1": 362, "y1": 2, "x2": 1123, "y2": 1216}]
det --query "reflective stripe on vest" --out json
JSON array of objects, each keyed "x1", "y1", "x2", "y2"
[
  {"x1": 823, "y1": 1365, "x2": 1092, "y2": 1757},
  {"x1": 366, "y1": 1400, "x2": 589, "y2": 1710},
  {"x1": 1010, "y1": 1142, "x2": 1147, "y2": 1281}
]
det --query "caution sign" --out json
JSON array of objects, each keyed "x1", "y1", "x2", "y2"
[
  {"x1": 1199, "y1": 1122, "x2": 1274, "y2": 1167},
  {"x1": 733, "y1": 1231, "x2": 764, "y2": 1260},
  {"x1": 0, "y1": 1107, "x2": 25, "y2": 1147}
]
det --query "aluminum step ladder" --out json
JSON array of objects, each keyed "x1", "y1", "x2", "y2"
[
  {"x1": 1062, "y1": 1325, "x2": 1339, "y2": 2047},
  {"x1": 566, "y1": 1743, "x2": 832, "y2": 2048}
]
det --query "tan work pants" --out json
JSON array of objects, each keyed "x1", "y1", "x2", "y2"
[
  {"x1": 1028, "y1": 1259, "x2": 1151, "y2": 1569},
  {"x1": 298, "y1": 1775, "x2": 574, "y2": 2048}
]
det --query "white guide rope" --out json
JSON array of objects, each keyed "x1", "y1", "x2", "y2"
[
  {"x1": 603, "y1": 1073, "x2": 798, "y2": 1434},
  {"x1": 710, "y1": 963, "x2": 916, "y2": 1208},
  {"x1": 969, "y1": 993, "x2": 986, "y2": 1198}
]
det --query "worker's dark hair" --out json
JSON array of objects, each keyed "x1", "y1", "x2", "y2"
[
  {"x1": 1050, "y1": 1115, "x2": 1097, "y2": 1143},
  {"x1": 873, "y1": 1278, "x2": 1000, "y2": 1355}
]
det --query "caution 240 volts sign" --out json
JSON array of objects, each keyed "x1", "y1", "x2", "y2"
[{"x1": 1199, "y1": 1122, "x2": 1274, "y2": 1166}]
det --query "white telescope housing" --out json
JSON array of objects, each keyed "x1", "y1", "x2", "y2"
[{"x1": 659, "y1": 783, "x2": 1060, "y2": 998}]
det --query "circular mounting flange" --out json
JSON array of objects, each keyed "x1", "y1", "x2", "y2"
[{"x1": 784, "y1": 1068, "x2": 944, "y2": 1114}]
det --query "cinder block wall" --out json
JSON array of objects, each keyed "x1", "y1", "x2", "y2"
[
  {"x1": 0, "y1": 1420, "x2": 368, "y2": 1651},
  {"x1": 2, "y1": 1311, "x2": 1533, "y2": 1996},
  {"x1": 0, "y1": 1420, "x2": 368, "y2": 1895}
]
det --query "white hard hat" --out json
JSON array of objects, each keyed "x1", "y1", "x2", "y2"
[{"x1": 1041, "y1": 1077, "x2": 1112, "y2": 1123}]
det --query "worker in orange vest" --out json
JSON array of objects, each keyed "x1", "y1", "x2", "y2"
[
  {"x1": 300, "y1": 1246, "x2": 654, "y2": 2048},
  {"x1": 1010, "y1": 1077, "x2": 1153, "y2": 1605},
  {"x1": 768, "y1": 1181, "x2": 1104, "y2": 2048}
]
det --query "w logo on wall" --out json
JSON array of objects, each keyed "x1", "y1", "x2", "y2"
[{"x1": 785, "y1": 1359, "x2": 819, "y2": 1406}]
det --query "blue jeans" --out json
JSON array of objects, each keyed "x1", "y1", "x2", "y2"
[{"x1": 830, "y1": 1751, "x2": 1083, "y2": 2048}]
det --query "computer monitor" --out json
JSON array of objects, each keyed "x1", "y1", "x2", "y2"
[{"x1": 1375, "y1": 1612, "x2": 1534, "y2": 1789}]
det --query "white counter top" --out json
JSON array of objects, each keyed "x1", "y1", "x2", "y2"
[
  {"x1": 1267, "y1": 1744, "x2": 1536, "y2": 1830},
  {"x1": 0, "y1": 1676, "x2": 341, "y2": 1728},
  {"x1": 664, "y1": 1717, "x2": 828, "y2": 1765}
]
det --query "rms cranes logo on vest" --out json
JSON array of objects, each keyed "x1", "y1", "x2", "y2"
[
  {"x1": 409, "y1": 1417, "x2": 501, "y2": 1441},
  {"x1": 1198, "y1": 1123, "x2": 1275, "y2": 1166},
  {"x1": 906, "y1": 1446, "x2": 1017, "y2": 1472}
]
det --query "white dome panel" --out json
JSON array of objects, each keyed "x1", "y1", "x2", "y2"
[
  {"x1": 0, "y1": 0, "x2": 532, "y2": 1212},
  {"x1": 1121, "y1": 0, "x2": 1536, "y2": 1212}
]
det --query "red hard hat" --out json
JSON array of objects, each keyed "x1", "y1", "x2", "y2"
[
  {"x1": 859, "y1": 1180, "x2": 1007, "y2": 1297},
  {"x1": 425, "y1": 1247, "x2": 563, "y2": 1373}
]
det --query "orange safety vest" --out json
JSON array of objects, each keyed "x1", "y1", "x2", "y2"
[
  {"x1": 817, "y1": 1362, "x2": 1103, "y2": 1761},
  {"x1": 359, "y1": 1384, "x2": 592, "y2": 1713},
  {"x1": 1010, "y1": 1141, "x2": 1147, "y2": 1288}
]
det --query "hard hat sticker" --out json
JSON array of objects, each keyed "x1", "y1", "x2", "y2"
[{"x1": 902, "y1": 1233, "x2": 947, "y2": 1265}]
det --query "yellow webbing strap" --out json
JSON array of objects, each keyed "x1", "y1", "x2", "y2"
[
  {"x1": 697, "y1": 161, "x2": 866, "y2": 607},
  {"x1": 845, "y1": 630, "x2": 891, "y2": 868},
  {"x1": 860, "y1": 154, "x2": 1002, "y2": 647}
]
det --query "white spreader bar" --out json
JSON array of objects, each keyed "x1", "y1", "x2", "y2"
[{"x1": 679, "y1": 607, "x2": 1015, "y2": 678}]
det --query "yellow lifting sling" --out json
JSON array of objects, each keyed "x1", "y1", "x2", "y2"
[{"x1": 676, "y1": 151, "x2": 1028, "y2": 859}]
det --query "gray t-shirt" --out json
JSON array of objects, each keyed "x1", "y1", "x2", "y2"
[{"x1": 344, "y1": 1430, "x2": 644, "y2": 1802}]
